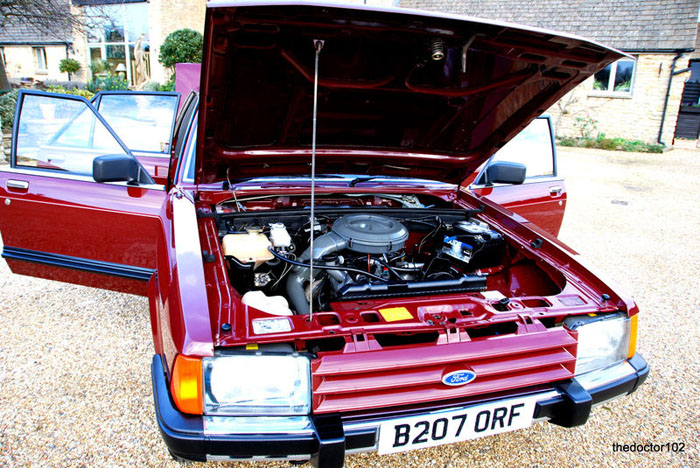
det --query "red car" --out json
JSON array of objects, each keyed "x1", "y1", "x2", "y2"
[{"x1": 0, "y1": 2, "x2": 647, "y2": 467}]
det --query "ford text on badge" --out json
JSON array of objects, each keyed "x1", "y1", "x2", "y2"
[{"x1": 442, "y1": 369, "x2": 477, "y2": 386}]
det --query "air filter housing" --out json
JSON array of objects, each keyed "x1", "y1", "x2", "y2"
[{"x1": 331, "y1": 214, "x2": 408, "y2": 254}]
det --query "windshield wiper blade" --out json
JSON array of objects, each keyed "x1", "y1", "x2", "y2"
[{"x1": 349, "y1": 175, "x2": 383, "y2": 187}]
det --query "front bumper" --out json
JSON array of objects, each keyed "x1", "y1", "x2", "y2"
[{"x1": 151, "y1": 354, "x2": 648, "y2": 468}]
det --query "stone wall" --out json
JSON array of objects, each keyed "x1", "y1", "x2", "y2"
[
  {"x1": 2, "y1": 45, "x2": 70, "y2": 82},
  {"x1": 147, "y1": 0, "x2": 207, "y2": 84},
  {"x1": 546, "y1": 54, "x2": 689, "y2": 145}
]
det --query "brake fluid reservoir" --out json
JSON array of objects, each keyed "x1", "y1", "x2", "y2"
[
  {"x1": 222, "y1": 229, "x2": 274, "y2": 268},
  {"x1": 269, "y1": 223, "x2": 292, "y2": 248}
]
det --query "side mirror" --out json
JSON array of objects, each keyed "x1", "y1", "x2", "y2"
[
  {"x1": 485, "y1": 161, "x2": 526, "y2": 185},
  {"x1": 93, "y1": 154, "x2": 154, "y2": 185}
]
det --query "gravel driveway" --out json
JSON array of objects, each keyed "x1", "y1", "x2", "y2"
[{"x1": 0, "y1": 147, "x2": 698, "y2": 468}]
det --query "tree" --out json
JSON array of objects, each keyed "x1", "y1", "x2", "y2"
[
  {"x1": 158, "y1": 29, "x2": 203, "y2": 71},
  {"x1": 59, "y1": 58, "x2": 81, "y2": 80},
  {"x1": 0, "y1": 0, "x2": 103, "y2": 90}
]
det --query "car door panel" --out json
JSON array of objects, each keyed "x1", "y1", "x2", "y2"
[
  {"x1": 92, "y1": 91, "x2": 180, "y2": 185},
  {"x1": 472, "y1": 180, "x2": 567, "y2": 236},
  {"x1": 0, "y1": 90, "x2": 167, "y2": 295},
  {"x1": 0, "y1": 171, "x2": 166, "y2": 296},
  {"x1": 469, "y1": 116, "x2": 567, "y2": 236}
]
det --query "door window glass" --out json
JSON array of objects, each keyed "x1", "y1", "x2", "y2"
[
  {"x1": 490, "y1": 118, "x2": 554, "y2": 179},
  {"x1": 95, "y1": 93, "x2": 179, "y2": 153},
  {"x1": 14, "y1": 93, "x2": 128, "y2": 176}
]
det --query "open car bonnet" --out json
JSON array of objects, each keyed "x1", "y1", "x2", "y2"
[{"x1": 195, "y1": 1, "x2": 624, "y2": 185}]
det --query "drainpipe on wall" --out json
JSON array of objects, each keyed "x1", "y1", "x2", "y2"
[
  {"x1": 65, "y1": 44, "x2": 71, "y2": 81},
  {"x1": 657, "y1": 52, "x2": 684, "y2": 146}
]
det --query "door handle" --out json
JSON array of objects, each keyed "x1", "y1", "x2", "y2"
[
  {"x1": 6, "y1": 180, "x2": 29, "y2": 190},
  {"x1": 549, "y1": 186, "x2": 562, "y2": 196}
]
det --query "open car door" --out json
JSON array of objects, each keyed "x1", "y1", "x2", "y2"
[
  {"x1": 468, "y1": 116, "x2": 567, "y2": 236},
  {"x1": 92, "y1": 91, "x2": 180, "y2": 185},
  {"x1": 0, "y1": 90, "x2": 167, "y2": 296}
]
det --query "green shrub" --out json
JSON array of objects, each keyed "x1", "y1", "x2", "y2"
[
  {"x1": 159, "y1": 29, "x2": 203, "y2": 70},
  {"x1": 596, "y1": 137, "x2": 626, "y2": 151},
  {"x1": 90, "y1": 59, "x2": 111, "y2": 75},
  {"x1": 574, "y1": 115, "x2": 598, "y2": 139},
  {"x1": 0, "y1": 89, "x2": 18, "y2": 131},
  {"x1": 556, "y1": 136, "x2": 664, "y2": 154},
  {"x1": 46, "y1": 85, "x2": 94, "y2": 100},
  {"x1": 159, "y1": 77, "x2": 176, "y2": 92},
  {"x1": 142, "y1": 81, "x2": 161, "y2": 92},
  {"x1": 86, "y1": 74, "x2": 129, "y2": 93},
  {"x1": 59, "y1": 58, "x2": 81, "y2": 74},
  {"x1": 557, "y1": 137, "x2": 577, "y2": 147}
]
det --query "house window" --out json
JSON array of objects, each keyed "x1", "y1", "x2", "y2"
[
  {"x1": 592, "y1": 59, "x2": 635, "y2": 95},
  {"x1": 34, "y1": 47, "x2": 48, "y2": 73},
  {"x1": 688, "y1": 59, "x2": 700, "y2": 82},
  {"x1": 0, "y1": 47, "x2": 5, "y2": 67},
  {"x1": 85, "y1": 2, "x2": 149, "y2": 86}
]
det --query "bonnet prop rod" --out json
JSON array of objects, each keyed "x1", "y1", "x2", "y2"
[{"x1": 308, "y1": 39, "x2": 324, "y2": 322}]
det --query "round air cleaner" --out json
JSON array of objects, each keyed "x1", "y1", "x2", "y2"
[{"x1": 331, "y1": 214, "x2": 408, "y2": 254}]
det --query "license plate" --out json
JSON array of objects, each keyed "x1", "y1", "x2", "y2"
[{"x1": 377, "y1": 396, "x2": 537, "y2": 454}]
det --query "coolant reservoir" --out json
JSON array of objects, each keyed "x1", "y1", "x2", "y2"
[
  {"x1": 222, "y1": 229, "x2": 274, "y2": 268},
  {"x1": 242, "y1": 291, "x2": 293, "y2": 316}
]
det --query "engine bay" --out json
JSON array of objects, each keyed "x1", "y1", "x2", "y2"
[{"x1": 211, "y1": 196, "x2": 565, "y2": 318}]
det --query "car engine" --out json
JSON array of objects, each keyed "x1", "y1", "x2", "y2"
[{"x1": 218, "y1": 209, "x2": 507, "y2": 316}]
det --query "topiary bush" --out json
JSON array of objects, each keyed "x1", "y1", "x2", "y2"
[
  {"x1": 59, "y1": 58, "x2": 81, "y2": 75},
  {"x1": 158, "y1": 29, "x2": 203, "y2": 70}
]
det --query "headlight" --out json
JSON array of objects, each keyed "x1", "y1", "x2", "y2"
[
  {"x1": 564, "y1": 313, "x2": 632, "y2": 375},
  {"x1": 202, "y1": 354, "x2": 311, "y2": 416}
]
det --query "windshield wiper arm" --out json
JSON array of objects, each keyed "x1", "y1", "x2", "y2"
[{"x1": 349, "y1": 176, "x2": 383, "y2": 187}]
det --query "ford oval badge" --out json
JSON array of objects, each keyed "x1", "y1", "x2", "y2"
[{"x1": 442, "y1": 369, "x2": 476, "y2": 386}]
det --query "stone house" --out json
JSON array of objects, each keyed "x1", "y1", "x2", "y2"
[
  {"x1": 70, "y1": 0, "x2": 206, "y2": 86},
  {"x1": 0, "y1": 0, "x2": 205, "y2": 87},
  {"x1": 1, "y1": 0, "x2": 400, "y2": 88},
  {"x1": 401, "y1": 0, "x2": 700, "y2": 146},
  {"x1": 0, "y1": 7, "x2": 75, "y2": 83}
]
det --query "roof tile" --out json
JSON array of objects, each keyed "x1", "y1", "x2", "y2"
[{"x1": 401, "y1": 0, "x2": 700, "y2": 51}]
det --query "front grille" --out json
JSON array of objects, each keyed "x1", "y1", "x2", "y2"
[{"x1": 311, "y1": 327, "x2": 576, "y2": 413}]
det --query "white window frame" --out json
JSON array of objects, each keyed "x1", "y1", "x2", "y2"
[
  {"x1": 34, "y1": 47, "x2": 48, "y2": 73},
  {"x1": 590, "y1": 58, "x2": 636, "y2": 98}
]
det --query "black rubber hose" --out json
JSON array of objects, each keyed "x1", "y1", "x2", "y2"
[{"x1": 267, "y1": 247, "x2": 390, "y2": 282}]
